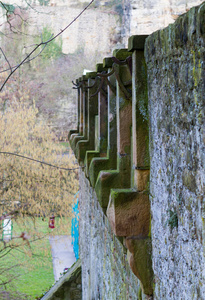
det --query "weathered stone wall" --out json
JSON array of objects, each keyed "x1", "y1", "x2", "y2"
[
  {"x1": 79, "y1": 170, "x2": 146, "y2": 300},
  {"x1": 68, "y1": 2, "x2": 205, "y2": 299},
  {"x1": 145, "y1": 2, "x2": 205, "y2": 299}
]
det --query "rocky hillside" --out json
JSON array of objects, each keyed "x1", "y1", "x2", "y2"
[
  {"x1": 0, "y1": 0, "x2": 123, "y2": 59},
  {"x1": 1, "y1": 0, "x2": 204, "y2": 60}
]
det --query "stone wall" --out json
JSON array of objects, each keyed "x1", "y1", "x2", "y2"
[
  {"x1": 68, "y1": 2, "x2": 205, "y2": 300},
  {"x1": 79, "y1": 170, "x2": 145, "y2": 300},
  {"x1": 145, "y1": 2, "x2": 205, "y2": 299}
]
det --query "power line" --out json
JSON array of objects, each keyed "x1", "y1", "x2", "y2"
[{"x1": 0, "y1": 151, "x2": 82, "y2": 171}]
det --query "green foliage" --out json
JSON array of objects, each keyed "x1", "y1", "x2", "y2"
[
  {"x1": 0, "y1": 218, "x2": 72, "y2": 298},
  {"x1": 38, "y1": 0, "x2": 50, "y2": 6},
  {"x1": 40, "y1": 27, "x2": 62, "y2": 60},
  {"x1": 0, "y1": 2, "x2": 15, "y2": 14},
  {"x1": 1, "y1": 220, "x2": 53, "y2": 299}
]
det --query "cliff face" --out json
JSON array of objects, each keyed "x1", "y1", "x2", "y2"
[
  {"x1": 1, "y1": 0, "x2": 123, "y2": 58},
  {"x1": 1, "y1": 0, "x2": 204, "y2": 57},
  {"x1": 26, "y1": 2, "x2": 122, "y2": 56},
  {"x1": 122, "y1": 0, "x2": 205, "y2": 45}
]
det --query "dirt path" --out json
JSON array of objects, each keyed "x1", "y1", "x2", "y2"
[{"x1": 49, "y1": 235, "x2": 76, "y2": 281}]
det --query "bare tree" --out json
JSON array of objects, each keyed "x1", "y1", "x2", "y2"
[{"x1": 0, "y1": 2, "x2": 97, "y2": 293}]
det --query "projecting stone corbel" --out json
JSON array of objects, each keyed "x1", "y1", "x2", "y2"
[
  {"x1": 106, "y1": 187, "x2": 153, "y2": 296},
  {"x1": 68, "y1": 79, "x2": 81, "y2": 142},
  {"x1": 122, "y1": 34, "x2": 153, "y2": 297},
  {"x1": 83, "y1": 63, "x2": 109, "y2": 176},
  {"x1": 70, "y1": 76, "x2": 88, "y2": 155},
  {"x1": 75, "y1": 72, "x2": 99, "y2": 165},
  {"x1": 126, "y1": 237, "x2": 153, "y2": 296},
  {"x1": 88, "y1": 57, "x2": 117, "y2": 187},
  {"x1": 94, "y1": 49, "x2": 133, "y2": 210},
  {"x1": 106, "y1": 189, "x2": 150, "y2": 237}
]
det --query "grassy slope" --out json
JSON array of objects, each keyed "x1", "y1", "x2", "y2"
[{"x1": 1, "y1": 217, "x2": 71, "y2": 299}]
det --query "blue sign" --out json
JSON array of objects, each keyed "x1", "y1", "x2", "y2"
[{"x1": 71, "y1": 191, "x2": 79, "y2": 260}]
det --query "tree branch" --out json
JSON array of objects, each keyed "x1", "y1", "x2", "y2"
[
  {"x1": 0, "y1": 47, "x2": 12, "y2": 72},
  {"x1": 0, "y1": 151, "x2": 82, "y2": 171},
  {"x1": 0, "y1": 0, "x2": 95, "y2": 92}
]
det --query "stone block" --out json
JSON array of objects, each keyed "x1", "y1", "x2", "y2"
[
  {"x1": 95, "y1": 154, "x2": 132, "y2": 210},
  {"x1": 70, "y1": 132, "x2": 80, "y2": 145},
  {"x1": 85, "y1": 71, "x2": 97, "y2": 79},
  {"x1": 134, "y1": 169, "x2": 150, "y2": 192},
  {"x1": 132, "y1": 50, "x2": 149, "y2": 173},
  {"x1": 76, "y1": 140, "x2": 92, "y2": 165},
  {"x1": 106, "y1": 189, "x2": 150, "y2": 237},
  {"x1": 95, "y1": 170, "x2": 120, "y2": 210},
  {"x1": 113, "y1": 48, "x2": 132, "y2": 60},
  {"x1": 89, "y1": 156, "x2": 113, "y2": 187},
  {"x1": 126, "y1": 237, "x2": 153, "y2": 296},
  {"x1": 85, "y1": 151, "x2": 104, "y2": 177},
  {"x1": 96, "y1": 63, "x2": 107, "y2": 72},
  {"x1": 103, "y1": 57, "x2": 113, "y2": 68},
  {"x1": 128, "y1": 35, "x2": 148, "y2": 51},
  {"x1": 68, "y1": 129, "x2": 78, "y2": 140}
]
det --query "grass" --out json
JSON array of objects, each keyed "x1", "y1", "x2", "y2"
[
  {"x1": 59, "y1": 141, "x2": 70, "y2": 148},
  {"x1": 0, "y1": 217, "x2": 72, "y2": 299}
]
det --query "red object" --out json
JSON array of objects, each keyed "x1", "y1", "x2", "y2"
[{"x1": 49, "y1": 216, "x2": 55, "y2": 228}]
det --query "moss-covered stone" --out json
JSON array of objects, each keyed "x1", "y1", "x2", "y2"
[
  {"x1": 96, "y1": 63, "x2": 107, "y2": 72},
  {"x1": 144, "y1": 2, "x2": 204, "y2": 298},
  {"x1": 85, "y1": 150, "x2": 106, "y2": 177},
  {"x1": 103, "y1": 57, "x2": 113, "y2": 68},
  {"x1": 128, "y1": 35, "x2": 148, "y2": 51},
  {"x1": 85, "y1": 71, "x2": 97, "y2": 79},
  {"x1": 182, "y1": 169, "x2": 197, "y2": 192},
  {"x1": 68, "y1": 129, "x2": 78, "y2": 140},
  {"x1": 89, "y1": 154, "x2": 116, "y2": 187},
  {"x1": 113, "y1": 48, "x2": 132, "y2": 60}
]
